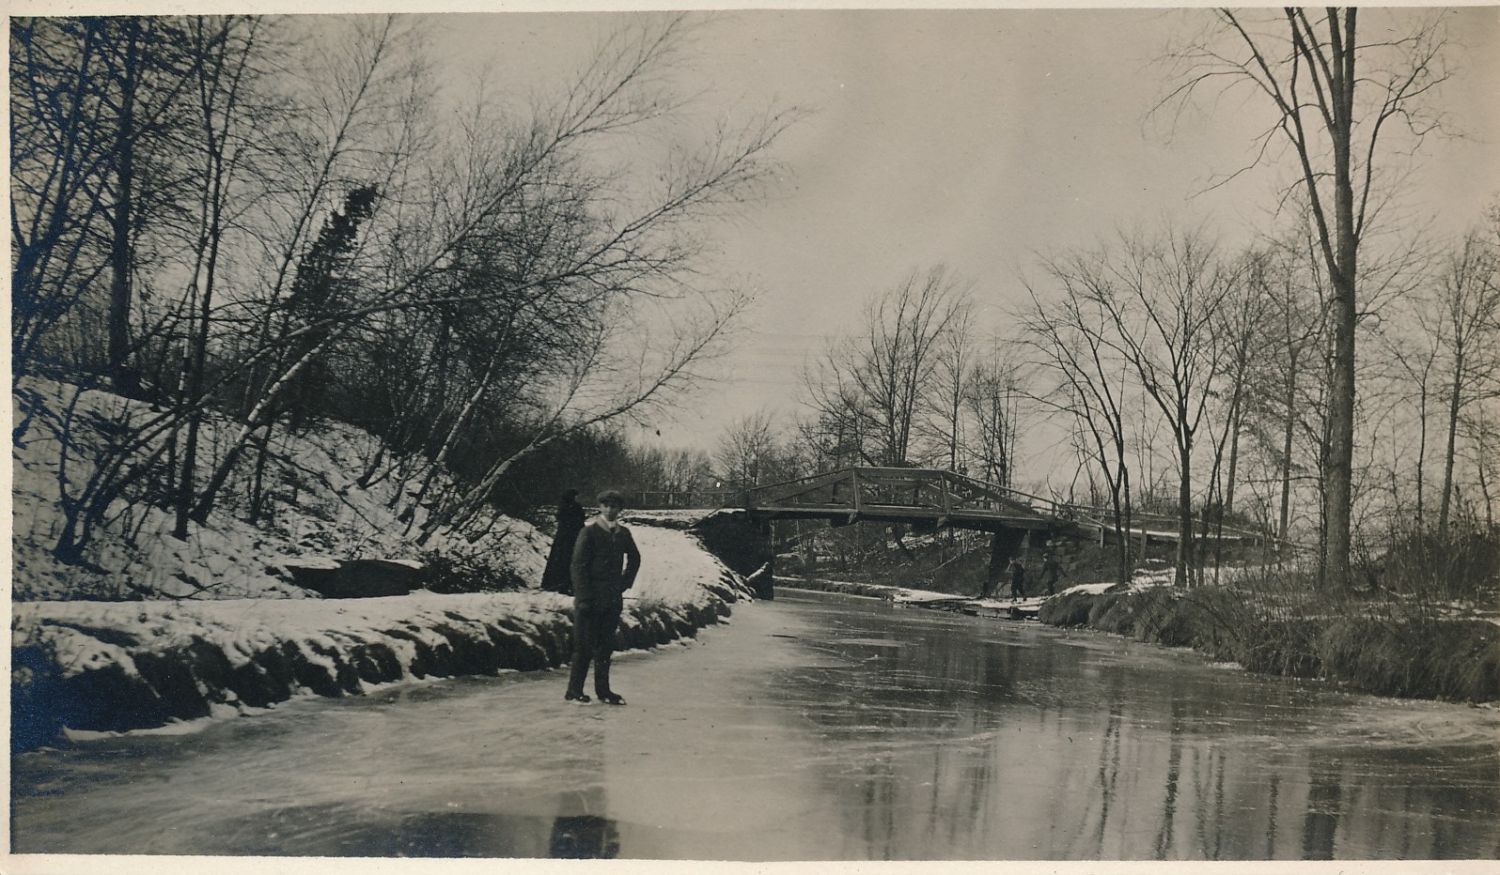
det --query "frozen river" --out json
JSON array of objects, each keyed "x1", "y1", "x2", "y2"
[{"x1": 11, "y1": 588, "x2": 1500, "y2": 860}]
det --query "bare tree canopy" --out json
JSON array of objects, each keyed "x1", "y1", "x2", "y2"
[
  {"x1": 11, "y1": 13, "x2": 796, "y2": 558},
  {"x1": 802, "y1": 265, "x2": 972, "y2": 468},
  {"x1": 1161, "y1": 8, "x2": 1457, "y2": 589}
]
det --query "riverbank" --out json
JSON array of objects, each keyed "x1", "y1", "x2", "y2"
[
  {"x1": 12, "y1": 524, "x2": 754, "y2": 752},
  {"x1": 10, "y1": 380, "x2": 758, "y2": 751},
  {"x1": 778, "y1": 574, "x2": 1500, "y2": 705}
]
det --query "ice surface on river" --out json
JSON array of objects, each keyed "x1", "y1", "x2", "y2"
[{"x1": 13, "y1": 590, "x2": 1500, "y2": 861}]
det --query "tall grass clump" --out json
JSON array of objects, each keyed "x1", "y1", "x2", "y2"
[
  {"x1": 1204, "y1": 569, "x2": 1327, "y2": 677},
  {"x1": 1359, "y1": 524, "x2": 1500, "y2": 609},
  {"x1": 1317, "y1": 614, "x2": 1499, "y2": 701},
  {"x1": 1130, "y1": 588, "x2": 1199, "y2": 647}
]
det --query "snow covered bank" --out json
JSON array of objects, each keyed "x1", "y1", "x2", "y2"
[{"x1": 12, "y1": 524, "x2": 754, "y2": 751}]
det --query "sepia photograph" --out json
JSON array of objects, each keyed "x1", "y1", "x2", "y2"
[{"x1": 7, "y1": 2, "x2": 1500, "y2": 868}]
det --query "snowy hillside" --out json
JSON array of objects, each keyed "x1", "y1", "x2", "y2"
[{"x1": 11, "y1": 377, "x2": 549, "y2": 601}]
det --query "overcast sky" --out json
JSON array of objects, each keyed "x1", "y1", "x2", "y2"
[
  {"x1": 428, "y1": 7, "x2": 1500, "y2": 476},
  {"x1": 30, "y1": 3, "x2": 1495, "y2": 484}
]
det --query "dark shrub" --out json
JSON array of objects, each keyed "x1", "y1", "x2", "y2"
[
  {"x1": 1362, "y1": 525, "x2": 1500, "y2": 604},
  {"x1": 419, "y1": 551, "x2": 523, "y2": 594},
  {"x1": 1177, "y1": 587, "x2": 1252, "y2": 662}
]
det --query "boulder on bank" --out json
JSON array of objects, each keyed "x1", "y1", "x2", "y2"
[
  {"x1": 284, "y1": 558, "x2": 425, "y2": 598},
  {"x1": 746, "y1": 562, "x2": 775, "y2": 600}
]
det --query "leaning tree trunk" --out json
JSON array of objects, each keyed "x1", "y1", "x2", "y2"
[
  {"x1": 1278, "y1": 354, "x2": 1298, "y2": 544},
  {"x1": 1438, "y1": 348, "x2": 1464, "y2": 538},
  {"x1": 1176, "y1": 441, "x2": 1193, "y2": 587},
  {"x1": 174, "y1": 211, "x2": 224, "y2": 540}
]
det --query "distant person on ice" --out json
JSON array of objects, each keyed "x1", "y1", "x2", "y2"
[
  {"x1": 1007, "y1": 556, "x2": 1026, "y2": 600},
  {"x1": 542, "y1": 489, "x2": 586, "y2": 594},
  {"x1": 1038, "y1": 550, "x2": 1064, "y2": 596},
  {"x1": 565, "y1": 490, "x2": 640, "y2": 705}
]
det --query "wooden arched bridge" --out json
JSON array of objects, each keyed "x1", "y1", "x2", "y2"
[{"x1": 628, "y1": 466, "x2": 1268, "y2": 548}]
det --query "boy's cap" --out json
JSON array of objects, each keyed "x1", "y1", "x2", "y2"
[{"x1": 597, "y1": 490, "x2": 626, "y2": 506}]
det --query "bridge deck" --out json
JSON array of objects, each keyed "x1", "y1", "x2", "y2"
[
  {"x1": 750, "y1": 503, "x2": 1053, "y2": 530},
  {"x1": 628, "y1": 466, "x2": 1271, "y2": 544}
]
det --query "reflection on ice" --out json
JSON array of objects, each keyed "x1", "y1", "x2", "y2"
[
  {"x1": 760, "y1": 592, "x2": 1500, "y2": 860},
  {"x1": 549, "y1": 815, "x2": 621, "y2": 859}
]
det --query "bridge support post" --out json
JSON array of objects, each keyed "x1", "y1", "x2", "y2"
[{"x1": 690, "y1": 511, "x2": 776, "y2": 600}]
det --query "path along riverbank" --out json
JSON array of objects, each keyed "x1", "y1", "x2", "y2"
[{"x1": 781, "y1": 575, "x2": 1500, "y2": 705}]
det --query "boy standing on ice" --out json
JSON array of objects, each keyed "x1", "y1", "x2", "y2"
[
  {"x1": 1006, "y1": 556, "x2": 1026, "y2": 600},
  {"x1": 1038, "y1": 550, "x2": 1064, "y2": 596},
  {"x1": 565, "y1": 490, "x2": 640, "y2": 705}
]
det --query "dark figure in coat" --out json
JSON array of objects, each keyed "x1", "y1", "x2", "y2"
[
  {"x1": 542, "y1": 489, "x2": 586, "y2": 594},
  {"x1": 565, "y1": 490, "x2": 640, "y2": 705},
  {"x1": 1007, "y1": 557, "x2": 1027, "y2": 599}
]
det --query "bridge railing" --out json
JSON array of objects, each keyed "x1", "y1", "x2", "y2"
[{"x1": 628, "y1": 469, "x2": 1065, "y2": 520}]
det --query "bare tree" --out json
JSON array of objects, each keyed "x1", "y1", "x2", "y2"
[
  {"x1": 659, "y1": 447, "x2": 714, "y2": 493},
  {"x1": 1380, "y1": 280, "x2": 1444, "y2": 528},
  {"x1": 715, "y1": 408, "x2": 780, "y2": 489},
  {"x1": 1212, "y1": 257, "x2": 1265, "y2": 520},
  {"x1": 922, "y1": 298, "x2": 977, "y2": 471},
  {"x1": 1234, "y1": 223, "x2": 1331, "y2": 551},
  {"x1": 12, "y1": 19, "x2": 122, "y2": 385},
  {"x1": 803, "y1": 266, "x2": 970, "y2": 467},
  {"x1": 172, "y1": 15, "x2": 265, "y2": 539},
  {"x1": 1022, "y1": 262, "x2": 1137, "y2": 583},
  {"x1": 963, "y1": 351, "x2": 1025, "y2": 488},
  {"x1": 794, "y1": 390, "x2": 867, "y2": 471},
  {"x1": 1164, "y1": 8, "x2": 1455, "y2": 588},
  {"x1": 1433, "y1": 230, "x2": 1500, "y2": 536},
  {"x1": 1076, "y1": 229, "x2": 1241, "y2": 585},
  {"x1": 1460, "y1": 406, "x2": 1498, "y2": 528}
]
